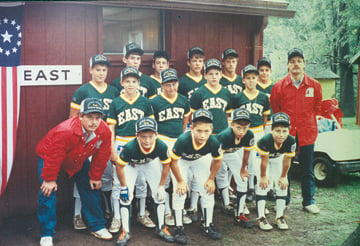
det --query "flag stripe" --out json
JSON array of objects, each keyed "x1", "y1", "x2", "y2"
[{"x1": 1, "y1": 67, "x2": 8, "y2": 195}]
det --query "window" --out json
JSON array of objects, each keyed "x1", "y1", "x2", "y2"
[{"x1": 103, "y1": 7, "x2": 163, "y2": 54}]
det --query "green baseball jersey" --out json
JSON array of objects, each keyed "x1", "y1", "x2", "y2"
[
  {"x1": 178, "y1": 73, "x2": 207, "y2": 99},
  {"x1": 151, "y1": 93, "x2": 190, "y2": 138},
  {"x1": 256, "y1": 82, "x2": 274, "y2": 119},
  {"x1": 220, "y1": 74, "x2": 244, "y2": 95},
  {"x1": 171, "y1": 131, "x2": 223, "y2": 161},
  {"x1": 190, "y1": 84, "x2": 233, "y2": 134},
  {"x1": 111, "y1": 72, "x2": 157, "y2": 98},
  {"x1": 118, "y1": 138, "x2": 171, "y2": 166},
  {"x1": 107, "y1": 93, "x2": 154, "y2": 137},
  {"x1": 71, "y1": 82, "x2": 119, "y2": 119},
  {"x1": 216, "y1": 127, "x2": 255, "y2": 153},
  {"x1": 233, "y1": 91, "x2": 270, "y2": 128},
  {"x1": 150, "y1": 75, "x2": 162, "y2": 96},
  {"x1": 256, "y1": 133, "x2": 296, "y2": 159}
]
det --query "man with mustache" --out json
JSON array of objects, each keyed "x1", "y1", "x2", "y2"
[{"x1": 270, "y1": 48, "x2": 322, "y2": 214}]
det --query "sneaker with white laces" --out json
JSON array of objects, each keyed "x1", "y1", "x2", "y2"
[
  {"x1": 186, "y1": 208, "x2": 198, "y2": 222},
  {"x1": 183, "y1": 214, "x2": 192, "y2": 225},
  {"x1": 165, "y1": 213, "x2": 175, "y2": 226},
  {"x1": 276, "y1": 216, "x2": 289, "y2": 230},
  {"x1": 137, "y1": 214, "x2": 156, "y2": 228},
  {"x1": 73, "y1": 214, "x2": 87, "y2": 230},
  {"x1": 257, "y1": 216, "x2": 273, "y2": 231},
  {"x1": 109, "y1": 218, "x2": 121, "y2": 233},
  {"x1": 91, "y1": 228, "x2": 113, "y2": 240},
  {"x1": 117, "y1": 228, "x2": 130, "y2": 246},
  {"x1": 303, "y1": 204, "x2": 320, "y2": 214},
  {"x1": 40, "y1": 236, "x2": 53, "y2": 246},
  {"x1": 158, "y1": 224, "x2": 175, "y2": 243}
]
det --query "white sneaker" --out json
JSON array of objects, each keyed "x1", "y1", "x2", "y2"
[
  {"x1": 109, "y1": 218, "x2": 121, "y2": 233},
  {"x1": 276, "y1": 216, "x2": 289, "y2": 230},
  {"x1": 73, "y1": 214, "x2": 87, "y2": 230},
  {"x1": 183, "y1": 214, "x2": 192, "y2": 225},
  {"x1": 303, "y1": 204, "x2": 320, "y2": 214},
  {"x1": 91, "y1": 228, "x2": 113, "y2": 240},
  {"x1": 137, "y1": 214, "x2": 156, "y2": 228},
  {"x1": 257, "y1": 217, "x2": 273, "y2": 231},
  {"x1": 40, "y1": 236, "x2": 53, "y2": 246},
  {"x1": 243, "y1": 204, "x2": 250, "y2": 215},
  {"x1": 165, "y1": 213, "x2": 175, "y2": 226}
]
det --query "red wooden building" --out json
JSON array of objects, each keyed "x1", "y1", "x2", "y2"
[{"x1": 0, "y1": 1, "x2": 294, "y2": 218}]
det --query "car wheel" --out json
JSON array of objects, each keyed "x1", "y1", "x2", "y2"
[{"x1": 313, "y1": 156, "x2": 337, "y2": 187}]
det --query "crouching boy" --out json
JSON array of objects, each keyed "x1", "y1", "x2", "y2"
[
  {"x1": 255, "y1": 112, "x2": 296, "y2": 231},
  {"x1": 115, "y1": 117, "x2": 174, "y2": 246}
]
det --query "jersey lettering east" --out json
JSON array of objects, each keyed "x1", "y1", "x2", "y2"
[
  {"x1": 225, "y1": 84, "x2": 243, "y2": 94},
  {"x1": 240, "y1": 103, "x2": 264, "y2": 116},
  {"x1": 202, "y1": 97, "x2": 228, "y2": 111},
  {"x1": 103, "y1": 98, "x2": 113, "y2": 111},
  {"x1": 117, "y1": 108, "x2": 145, "y2": 125},
  {"x1": 158, "y1": 107, "x2": 185, "y2": 122}
]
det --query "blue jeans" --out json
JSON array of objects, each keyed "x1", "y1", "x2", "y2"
[
  {"x1": 38, "y1": 158, "x2": 106, "y2": 237},
  {"x1": 287, "y1": 144, "x2": 315, "y2": 207}
]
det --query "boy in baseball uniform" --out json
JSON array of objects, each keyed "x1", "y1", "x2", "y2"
[
  {"x1": 255, "y1": 112, "x2": 296, "y2": 231},
  {"x1": 151, "y1": 68, "x2": 191, "y2": 226},
  {"x1": 233, "y1": 65, "x2": 271, "y2": 202},
  {"x1": 215, "y1": 108, "x2": 254, "y2": 228},
  {"x1": 220, "y1": 48, "x2": 244, "y2": 95},
  {"x1": 116, "y1": 117, "x2": 174, "y2": 246},
  {"x1": 178, "y1": 46, "x2": 206, "y2": 99},
  {"x1": 107, "y1": 67, "x2": 155, "y2": 233},
  {"x1": 170, "y1": 109, "x2": 223, "y2": 244}
]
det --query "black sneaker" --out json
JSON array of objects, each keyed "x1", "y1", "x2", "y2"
[
  {"x1": 186, "y1": 208, "x2": 198, "y2": 222},
  {"x1": 200, "y1": 223, "x2": 222, "y2": 240},
  {"x1": 173, "y1": 226, "x2": 187, "y2": 244},
  {"x1": 158, "y1": 224, "x2": 175, "y2": 243},
  {"x1": 234, "y1": 215, "x2": 253, "y2": 228}
]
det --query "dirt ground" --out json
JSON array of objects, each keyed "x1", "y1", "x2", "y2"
[{"x1": 1, "y1": 177, "x2": 359, "y2": 246}]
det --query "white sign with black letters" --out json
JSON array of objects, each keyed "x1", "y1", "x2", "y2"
[{"x1": 18, "y1": 65, "x2": 82, "y2": 86}]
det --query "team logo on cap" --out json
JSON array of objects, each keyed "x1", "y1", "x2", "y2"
[
  {"x1": 124, "y1": 67, "x2": 136, "y2": 74},
  {"x1": 94, "y1": 54, "x2": 107, "y2": 62},
  {"x1": 163, "y1": 70, "x2": 175, "y2": 78},
  {"x1": 206, "y1": 59, "x2": 220, "y2": 67}
]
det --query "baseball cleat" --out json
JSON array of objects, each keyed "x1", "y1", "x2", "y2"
[
  {"x1": 186, "y1": 208, "x2": 198, "y2": 222},
  {"x1": 109, "y1": 218, "x2": 121, "y2": 233},
  {"x1": 183, "y1": 214, "x2": 192, "y2": 225},
  {"x1": 158, "y1": 225, "x2": 175, "y2": 243},
  {"x1": 200, "y1": 223, "x2": 222, "y2": 240},
  {"x1": 257, "y1": 217, "x2": 273, "y2": 231},
  {"x1": 276, "y1": 216, "x2": 289, "y2": 230},
  {"x1": 73, "y1": 215, "x2": 87, "y2": 230},
  {"x1": 173, "y1": 226, "x2": 188, "y2": 244},
  {"x1": 116, "y1": 229, "x2": 130, "y2": 246},
  {"x1": 234, "y1": 214, "x2": 253, "y2": 228}
]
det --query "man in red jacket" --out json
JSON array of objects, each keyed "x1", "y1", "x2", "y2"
[
  {"x1": 36, "y1": 98, "x2": 113, "y2": 246},
  {"x1": 270, "y1": 48, "x2": 322, "y2": 214}
]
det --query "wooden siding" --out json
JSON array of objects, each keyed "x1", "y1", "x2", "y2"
[{"x1": 0, "y1": 3, "x2": 264, "y2": 218}]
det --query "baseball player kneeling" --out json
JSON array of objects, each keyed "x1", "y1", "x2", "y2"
[
  {"x1": 170, "y1": 108, "x2": 223, "y2": 244},
  {"x1": 255, "y1": 112, "x2": 296, "y2": 231},
  {"x1": 115, "y1": 117, "x2": 174, "y2": 246}
]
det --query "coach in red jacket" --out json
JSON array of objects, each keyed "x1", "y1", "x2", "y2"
[
  {"x1": 36, "y1": 98, "x2": 113, "y2": 246},
  {"x1": 270, "y1": 48, "x2": 322, "y2": 214}
]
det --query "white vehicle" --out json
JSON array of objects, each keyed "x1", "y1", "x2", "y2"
[{"x1": 311, "y1": 128, "x2": 360, "y2": 186}]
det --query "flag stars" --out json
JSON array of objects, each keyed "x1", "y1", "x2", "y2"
[
  {"x1": 3, "y1": 18, "x2": 8, "y2": 24},
  {"x1": 11, "y1": 20, "x2": 16, "y2": 26},
  {"x1": 16, "y1": 25, "x2": 21, "y2": 31},
  {"x1": 0, "y1": 47, "x2": 3, "y2": 53},
  {"x1": 17, "y1": 40, "x2": 21, "y2": 46},
  {"x1": 5, "y1": 50, "x2": 11, "y2": 56},
  {"x1": 12, "y1": 47, "x2": 17, "y2": 53},
  {"x1": 18, "y1": 32, "x2": 21, "y2": 38},
  {"x1": 1, "y1": 30, "x2": 13, "y2": 43}
]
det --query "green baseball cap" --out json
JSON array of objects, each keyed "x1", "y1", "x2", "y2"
[
  {"x1": 192, "y1": 108, "x2": 213, "y2": 123},
  {"x1": 136, "y1": 117, "x2": 158, "y2": 133},
  {"x1": 80, "y1": 98, "x2": 104, "y2": 115}
]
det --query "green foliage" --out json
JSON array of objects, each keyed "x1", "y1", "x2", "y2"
[{"x1": 264, "y1": 0, "x2": 360, "y2": 82}]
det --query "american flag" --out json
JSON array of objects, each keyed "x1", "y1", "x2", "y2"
[{"x1": 0, "y1": 4, "x2": 24, "y2": 196}]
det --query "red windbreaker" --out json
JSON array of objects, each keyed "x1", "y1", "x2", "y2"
[
  {"x1": 36, "y1": 117, "x2": 112, "y2": 181},
  {"x1": 270, "y1": 73, "x2": 322, "y2": 146}
]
